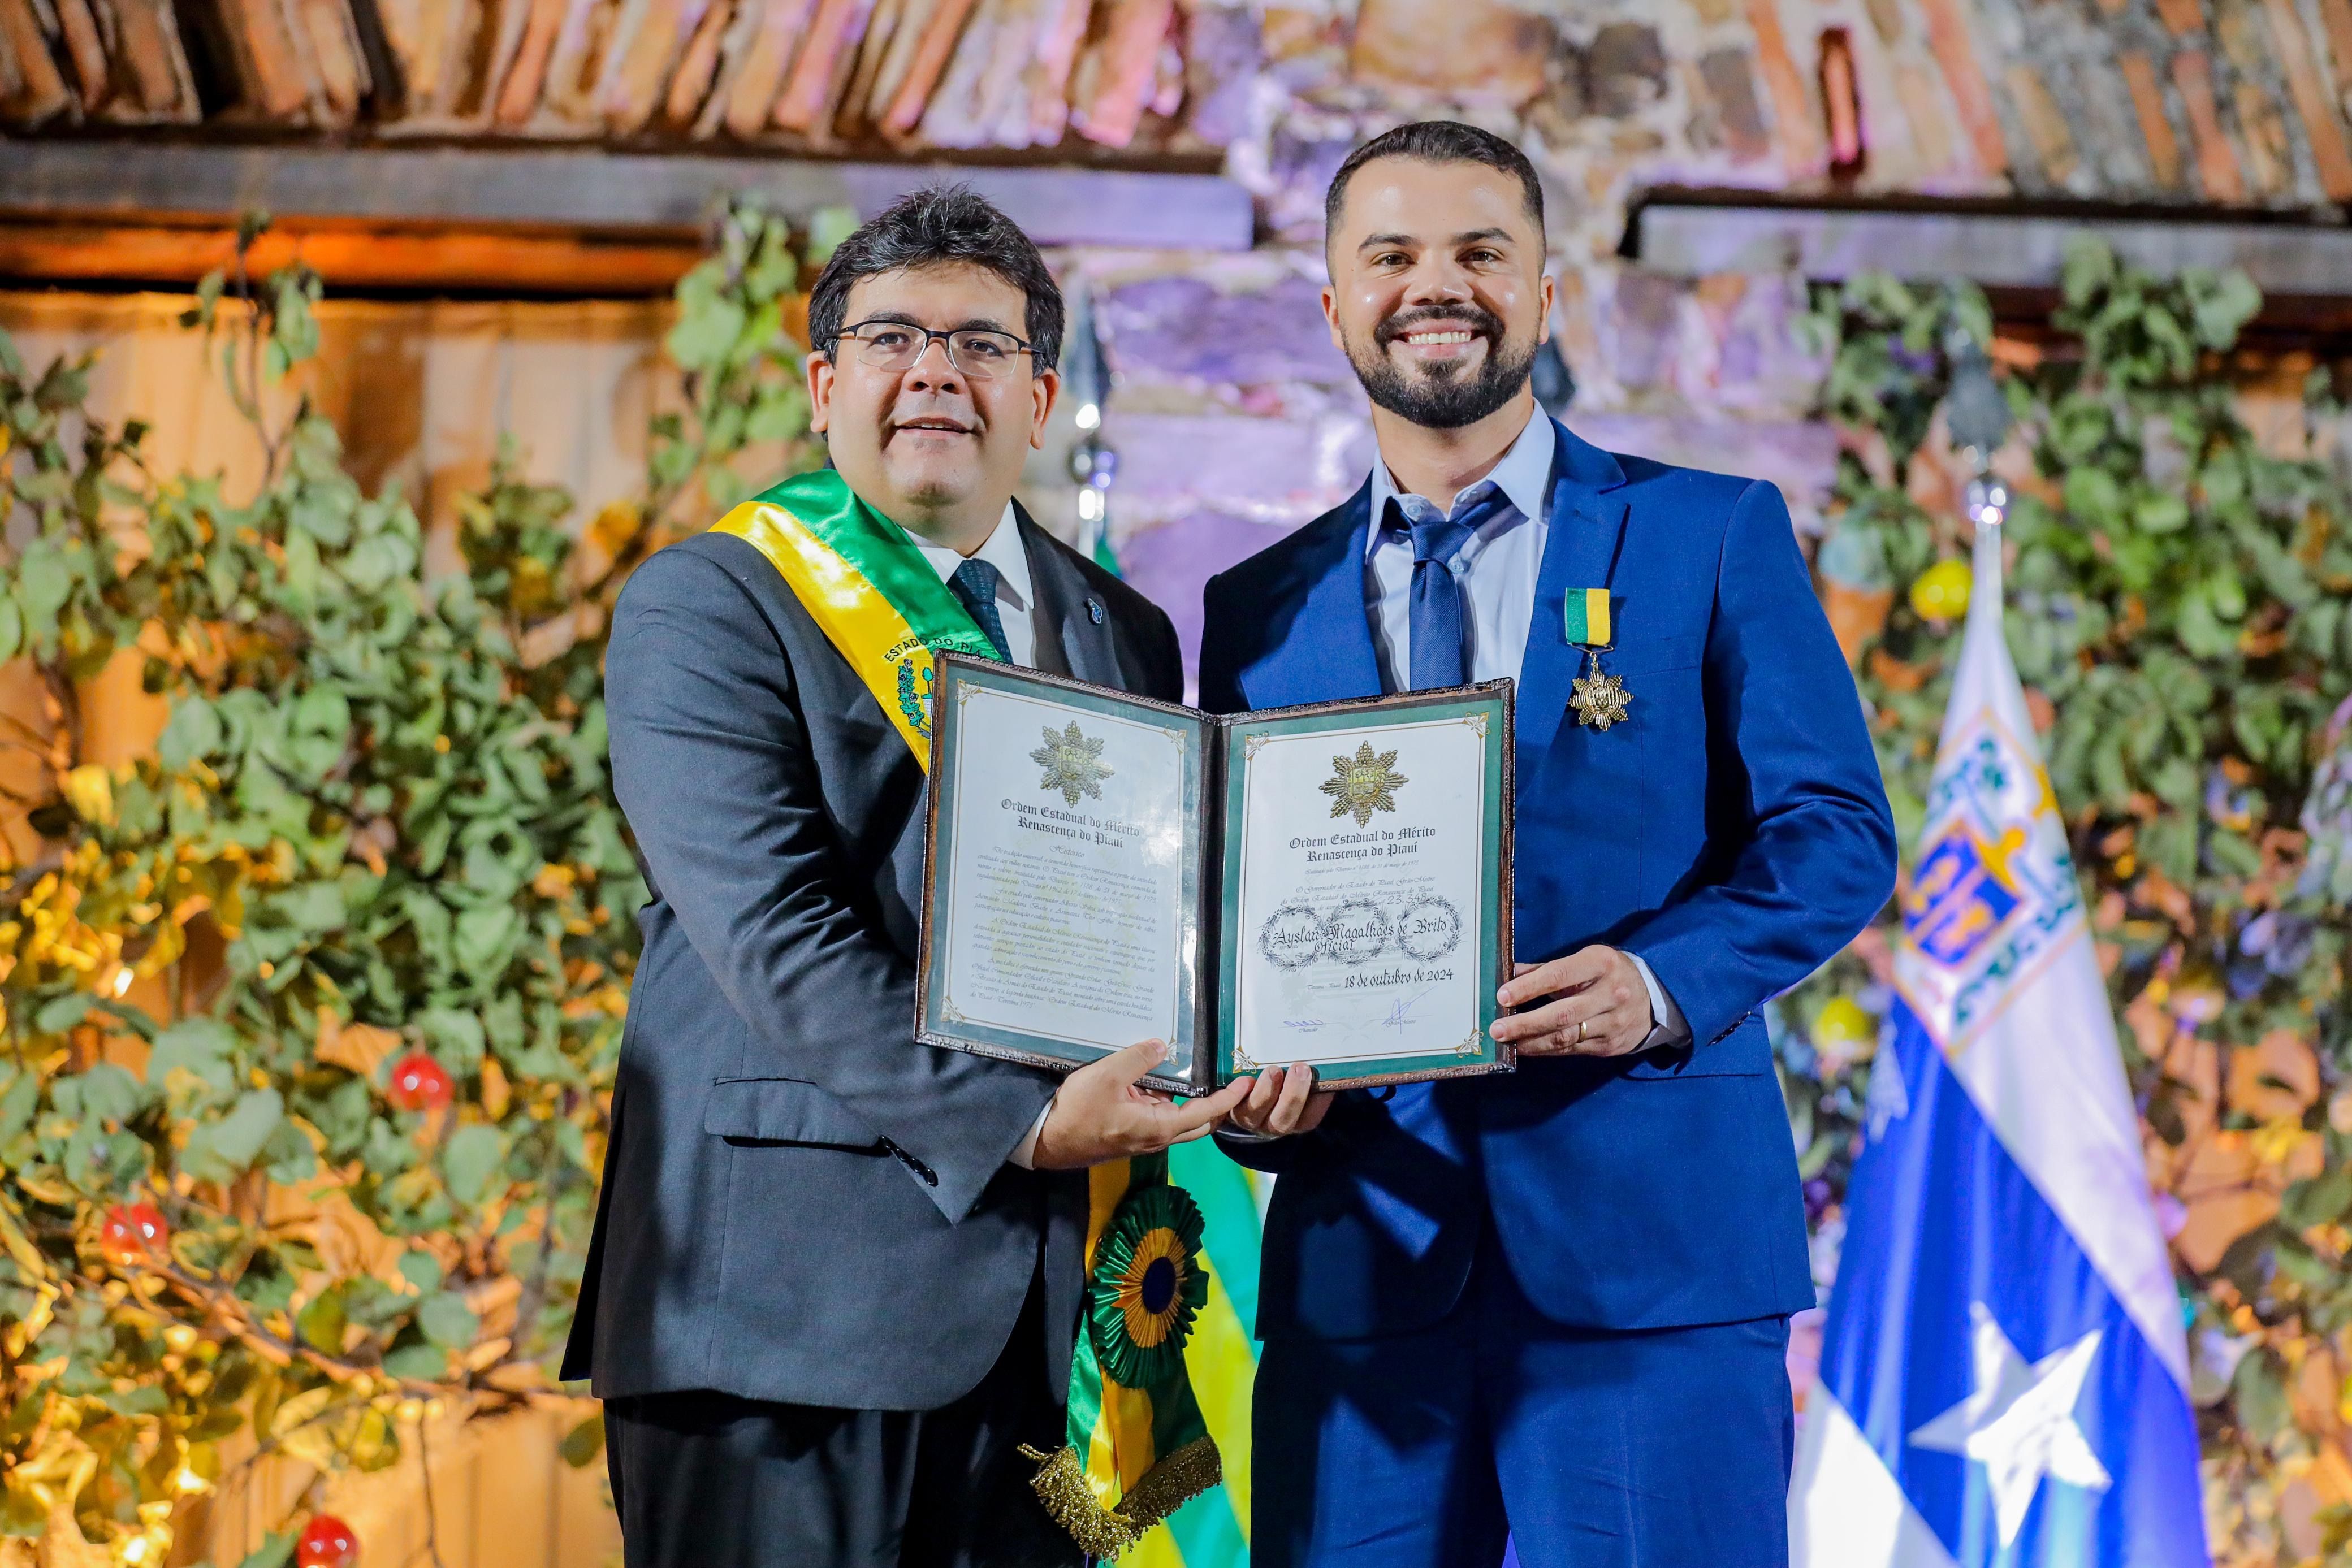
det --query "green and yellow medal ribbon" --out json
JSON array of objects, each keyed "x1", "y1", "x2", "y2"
[
  {"x1": 1563, "y1": 586, "x2": 1636, "y2": 730},
  {"x1": 1563, "y1": 586, "x2": 1612, "y2": 649},
  {"x1": 709, "y1": 467, "x2": 1222, "y2": 1558}
]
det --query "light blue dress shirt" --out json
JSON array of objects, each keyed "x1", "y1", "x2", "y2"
[{"x1": 1363, "y1": 409, "x2": 1689, "y2": 1050}]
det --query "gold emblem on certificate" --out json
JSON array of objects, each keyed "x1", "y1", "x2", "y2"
[
  {"x1": 1317, "y1": 742, "x2": 1408, "y2": 826},
  {"x1": 1031, "y1": 721, "x2": 1114, "y2": 804}
]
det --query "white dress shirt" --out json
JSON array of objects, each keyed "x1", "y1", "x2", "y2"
[
  {"x1": 910, "y1": 503, "x2": 1036, "y2": 666},
  {"x1": 909, "y1": 504, "x2": 1060, "y2": 1166},
  {"x1": 1363, "y1": 408, "x2": 1688, "y2": 1050}
]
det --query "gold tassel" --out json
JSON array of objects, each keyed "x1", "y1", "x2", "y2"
[
  {"x1": 1111, "y1": 1435, "x2": 1222, "y2": 1533},
  {"x1": 1021, "y1": 1444, "x2": 1143, "y2": 1558},
  {"x1": 1020, "y1": 1437, "x2": 1224, "y2": 1560}
]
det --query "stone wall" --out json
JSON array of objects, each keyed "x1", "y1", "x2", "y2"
[
  {"x1": 1033, "y1": 0, "x2": 2352, "y2": 682},
  {"x1": 1032, "y1": 246, "x2": 1838, "y2": 688},
  {"x1": 1198, "y1": 0, "x2": 2352, "y2": 221},
  {"x1": 17, "y1": 1, "x2": 2350, "y2": 683}
]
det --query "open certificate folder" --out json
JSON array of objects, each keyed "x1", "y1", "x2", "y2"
[{"x1": 915, "y1": 654, "x2": 1515, "y2": 1094}]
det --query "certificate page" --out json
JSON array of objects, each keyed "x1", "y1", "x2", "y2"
[
  {"x1": 1222, "y1": 694, "x2": 1506, "y2": 1083},
  {"x1": 926, "y1": 668, "x2": 1204, "y2": 1080}
]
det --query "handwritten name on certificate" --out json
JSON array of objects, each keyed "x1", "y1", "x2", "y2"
[
  {"x1": 1232, "y1": 715, "x2": 1489, "y2": 1068},
  {"x1": 937, "y1": 684, "x2": 1195, "y2": 1074}
]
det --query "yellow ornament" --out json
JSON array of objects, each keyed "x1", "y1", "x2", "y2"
[
  {"x1": 1909, "y1": 558, "x2": 1972, "y2": 622},
  {"x1": 1812, "y1": 997, "x2": 1875, "y2": 1055},
  {"x1": 62, "y1": 764, "x2": 116, "y2": 828}
]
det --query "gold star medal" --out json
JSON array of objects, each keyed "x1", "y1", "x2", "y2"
[
  {"x1": 1570, "y1": 668, "x2": 1631, "y2": 730},
  {"x1": 1564, "y1": 587, "x2": 1629, "y2": 731}
]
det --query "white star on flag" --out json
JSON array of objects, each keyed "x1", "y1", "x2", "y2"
[{"x1": 1909, "y1": 1302, "x2": 2113, "y2": 1546}]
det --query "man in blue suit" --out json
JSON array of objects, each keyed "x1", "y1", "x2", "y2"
[{"x1": 1205, "y1": 122, "x2": 1897, "y2": 1568}]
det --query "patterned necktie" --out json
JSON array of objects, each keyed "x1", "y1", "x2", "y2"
[
  {"x1": 949, "y1": 556, "x2": 1013, "y2": 662},
  {"x1": 1394, "y1": 484, "x2": 1509, "y2": 691}
]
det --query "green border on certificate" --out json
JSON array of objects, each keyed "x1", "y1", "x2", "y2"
[
  {"x1": 919, "y1": 658, "x2": 1212, "y2": 1090},
  {"x1": 1210, "y1": 686, "x2": 1511, "y2": 1088},
  {"x1": 915, "y1": 658, "x2": 1513, "y2": 1094}
]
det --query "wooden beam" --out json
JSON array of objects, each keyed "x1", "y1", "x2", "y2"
[
  {"x1": 0, "y1": 140, "x2": 1256, "y2": 252},
  {"x1": 1629, "y1": 195, "x2": 2352, "y2": 301},
  {"x1": 0, "y1": 217, "x2": 706, "y2": 295}
]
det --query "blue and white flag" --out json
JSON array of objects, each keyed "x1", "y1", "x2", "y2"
[{"x1": 1789, "y1": 520, "x2": 2208, "y2": 1567}]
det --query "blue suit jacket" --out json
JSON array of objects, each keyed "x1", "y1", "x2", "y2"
[{"x1": 1199, "y1": 419, "x2": 1897, "y2": 1340}]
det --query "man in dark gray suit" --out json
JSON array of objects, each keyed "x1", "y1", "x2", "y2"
[{"x1": 563, "y1": 187, "x2": 1249, "y2": 1568}]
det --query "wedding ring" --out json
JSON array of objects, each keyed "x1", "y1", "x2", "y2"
[{"x1": 1575, "y1": 1020, "x2": 1587, "y2": 1046}]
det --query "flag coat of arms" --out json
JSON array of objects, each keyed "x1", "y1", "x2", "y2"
[{"x1": 1790, "y1": 522, "x2": 2209, "y2": 1567}]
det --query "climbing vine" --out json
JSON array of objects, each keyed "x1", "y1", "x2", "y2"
[
  {"x1": 1785, "y1": 239, "x2": 2352, "y2": 1562},
  {"x1": 0, "y1": 202, "x2": 833, "y2": 1565}
]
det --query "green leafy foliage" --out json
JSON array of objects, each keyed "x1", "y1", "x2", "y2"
[
  {"x1": 1784, "y1": 240, "x2": 2352, "y2": 1557},
  {"x1": 0, "y1": 202, "x2": 832, "y2": 1560}
]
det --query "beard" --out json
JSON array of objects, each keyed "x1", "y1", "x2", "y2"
[{"x1": 1344, "y1": 304, "x2": 1537, "y2": 430}]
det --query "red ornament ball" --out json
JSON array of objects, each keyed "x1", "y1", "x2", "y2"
[
  {"x1": 386, "y1": 1052, "x2": 455, "y2": 1112},
  {"x1": 294, "y1": 1513, "x2": 358, "y2": 1568},
  {"x1": 100, "y1": 1202, "x2": 168, "y2": 1266}
]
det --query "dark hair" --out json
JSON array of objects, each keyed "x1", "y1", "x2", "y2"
[
  {"x1": 1324, "y1": 121, "x2": 1546, "y2": 244},
  {"x1": 806, "y1": 185, "x2": 1065, "y2": 374}
]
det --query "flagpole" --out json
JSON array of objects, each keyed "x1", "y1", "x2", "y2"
[
  {"x1": 1063, "y1": 275, "x2": 1122, "y2": 574},
  {"x1": 1962, "y1": 472, "x2": 2004, "y2": 642},
  {"x1": 1949, "y1": 329, "x2": 2011, "y2": 646}
]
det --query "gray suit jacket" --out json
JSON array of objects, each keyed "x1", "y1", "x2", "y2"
[{"x1": 561, "y1": 506, "x2": 1184, "y2": 1410}]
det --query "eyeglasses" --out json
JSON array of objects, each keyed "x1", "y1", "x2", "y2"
[{"x1": 831, "y1": 320, "x2": 1035, "y2": 380}]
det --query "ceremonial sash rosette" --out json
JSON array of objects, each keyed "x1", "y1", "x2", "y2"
[
  {"x1": 710, "y1": 468, "x2": 1222, "y2": 1557},
  {"x1": 1026, "y1": 1151, "x2": 1222, "y2": 1557}
]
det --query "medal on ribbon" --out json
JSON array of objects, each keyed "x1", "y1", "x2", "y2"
[{"x1": 1564, "y1": 587, "x2": 1631, "y2": 731}]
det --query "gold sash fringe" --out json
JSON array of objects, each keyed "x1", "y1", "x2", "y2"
[{"x1": 1018, "y1": 1437, "x2": 1224, "y2": 1560}]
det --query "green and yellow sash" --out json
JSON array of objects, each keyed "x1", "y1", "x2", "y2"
[
  {"x1": 710, "y1": 468, "x2": 1221, "y2": 1558},
  {"x1": 1027, "y1": 1152, "x2": 1222, "y2": 1557},
  {"x1": 712, "y1": 467, "x2": 1000, "y2": 761}
]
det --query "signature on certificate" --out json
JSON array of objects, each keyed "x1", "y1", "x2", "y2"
[{"x1": 1383, "y1": 989, "x2": 1432, "y2": 1032}]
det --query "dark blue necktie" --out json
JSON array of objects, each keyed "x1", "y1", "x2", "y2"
[
  {"x1": 949, "y1": 557, "x2": 1013, "y2": 662},
  {"x1": 1394, "y1": 484, "x2": 1508, "y2": 691}
]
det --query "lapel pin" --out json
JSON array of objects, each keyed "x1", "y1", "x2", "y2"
[{"x1": 1087, "y1": 598, "x2": 1105, "y2": 625}]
